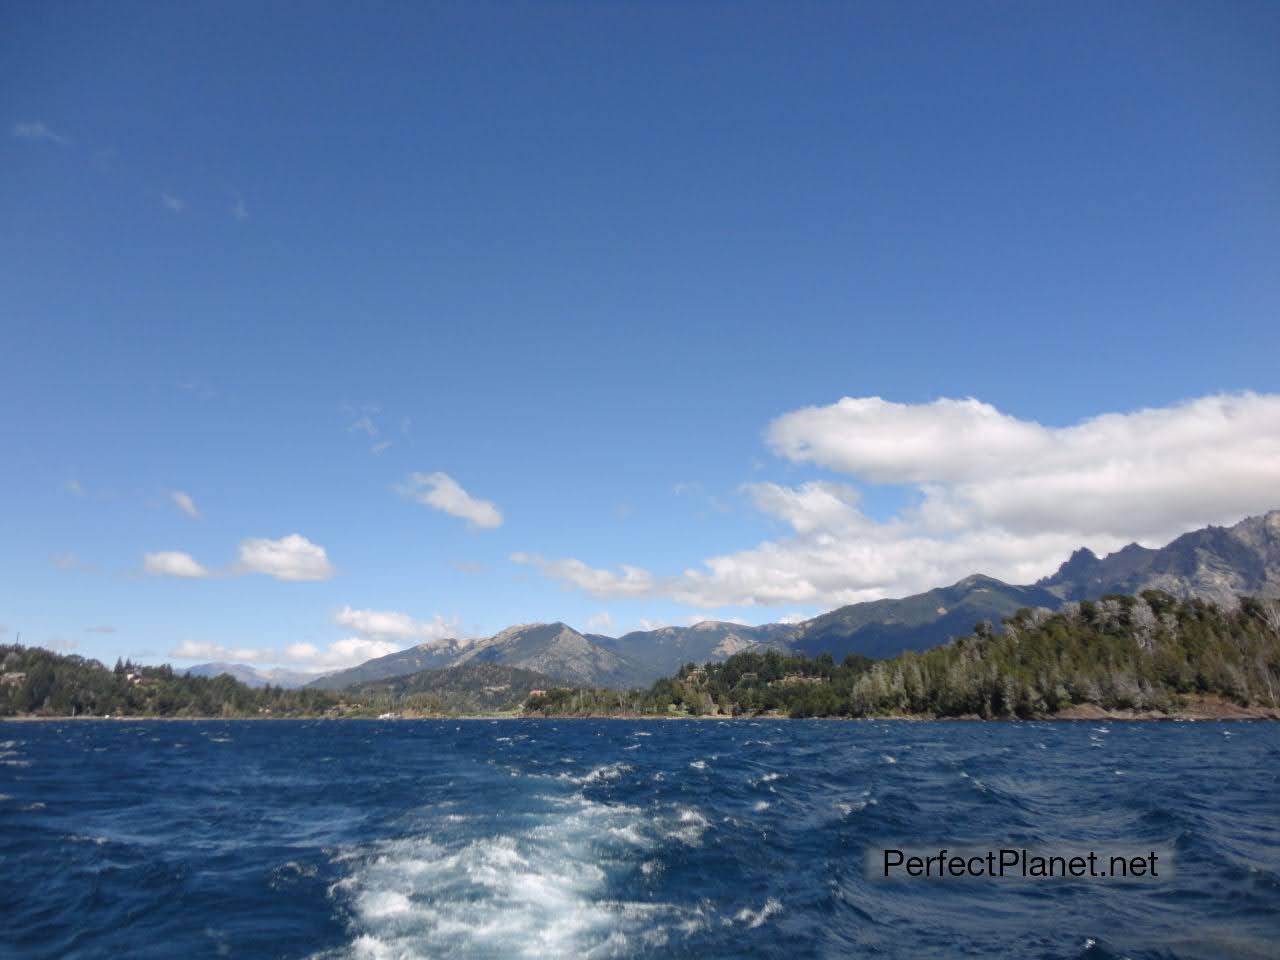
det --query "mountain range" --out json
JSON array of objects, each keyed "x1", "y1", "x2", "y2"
[{"x1": 189, "y1": 510, "x2": 1280, "y2": 692}]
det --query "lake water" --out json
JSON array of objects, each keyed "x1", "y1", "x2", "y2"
[{"x1": 2, "y1": 719, "x2": 1278, "y2": 959}]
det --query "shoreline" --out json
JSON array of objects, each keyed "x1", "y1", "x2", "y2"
[{"x1": 4, "y1": 697, "x2": 1278, "y2": 723}]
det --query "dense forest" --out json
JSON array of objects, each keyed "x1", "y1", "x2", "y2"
[
  {"x1": 0, "y1": 646, "x2": 358, "y2": 718},
  {"x1": 5, "y1": 591, "x2": 1279, "y2": 720},
  {"x1": 526, "y1": 591, "x2": 1280, "y2": 719},
  {"x1": 349, "y1": 662, "x2": 559, "y2": 714}
]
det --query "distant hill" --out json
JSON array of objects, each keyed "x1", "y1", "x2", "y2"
[
  {"x1": 312, "y1": 624, "x2": 645, "y2": 690},
  {"x1": 307, "y1": 511, "x2": 1280, "y2": 690},
  {"x1": 306, "y1": 638, "x2": 475, "y2": 690},
  {"x1": 782, "y1": 575, "x2": 1062, "y2": 660},
  {"x1": 348, "y1": 662, "x2": 559, "y2": 713},
  {"x1": 608, "y1": 620, "x2": 792, "y2": 677},
  {"x1": 1040, "y1": 510, "x2": 1280, "y2": 608},
  {"x1": 183, "y1": 662, "x2": 316, "y2": 689},
  {"x1": 448, "y1": 622, "x2": 646, "y2": 687}
]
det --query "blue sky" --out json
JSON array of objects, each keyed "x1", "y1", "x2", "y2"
[{"x1": 4, "y1": 2, "x2": 1279, "y2": 671}]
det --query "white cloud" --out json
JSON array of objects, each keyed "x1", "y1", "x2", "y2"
[
  {"x1": 348, "y1": 415, "x2": 378, "y2": 437},
  {"x1": 160, "y1": 192, "x2": 184, "y2": 213},
  {"x1": 237, "y1": 534, "x2": 334, "y2": 582},
  {"x1": 282, "y1": 637, "x2": 400, "y2": 671},
  {"x1": 171, "y1": 490, "x2": 200, "y2": 518},
  {"x1": 230, "y1": 191, "x2": 249, "y2": 221},
  {"x1": 86, "y1": 625, "x2": 116, "y2": 634},
  {"x1": 65, "y1": 479, "x2": 85, "y2": 497},
  {"x1": 334, "y1": 606, "x2": 458, "y2": 642},
  {"x1": 171, "y1": 639, "x2": 266, "y2": 662},
  {"x1": 585, "y1": 611, "x2": 614, "y2": 633},
  {"x1": 12, "y1": 121, "x2": 67, "y2": 144},
  {"x1": 401, "y1": 472, "x2": 503, "y2": 529},
  {"x1": 515, "y1": 392, "x2": 1280, "y2": 608},
  {"x1": 144, "y1": 551, "x2": 210, "y2": 579},
  {"x1": 371, "y1": 440, "x2": 392, "y2": 454},
  {"x1": 774, "y1": 612, "x2": 813, "y2": 625},
  {"x1": 169, "y1": 635, "x2": 415, "y2": 673},
  {"x1": 510, "y1": 553, "x2": 654, "y2": 596}
]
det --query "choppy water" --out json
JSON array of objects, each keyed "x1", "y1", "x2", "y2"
[{"x1": 1, "y1": 719, "x2": 1278, "y2": 959}]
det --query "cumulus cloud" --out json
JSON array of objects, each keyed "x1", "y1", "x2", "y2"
[
  {"x1": 237, "y1": 534, "x2": 334, "y2": 582},
  {"x1": 515, "y1": 392, "x2": 1280, "y2": 608},
  {"x1": 334, "y1": 606, "x2": 458, "y2": 642},
  {"x1": 12, "y1": 121, "x2": 67, "y2": 144},
  {"x1": 401, "y1": 472, "x2": 503, "y2": 529},
  {"x1": 144, "y1": 551, "x2": 210, "y2": 578},
  {"x1": 171, "y1": 490, "x2": 200, "y2": 518}
]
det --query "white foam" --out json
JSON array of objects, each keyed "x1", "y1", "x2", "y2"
[
  {"x1": 734, "y1": 898, "x2": 782, "y2": 929},
  {"x1": 324, "y1": 795, "x2": 715, "y2": 959},
  {"x1": 689, "y1": 760, "x2": 707, "y2": 770},
  {"x1": 563, "y1": 762, "x2": 631, "y2": 785}
]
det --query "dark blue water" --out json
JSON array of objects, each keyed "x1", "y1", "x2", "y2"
[{"x1": 2, "y1": 720, "x2": 1278, "y2": 959}]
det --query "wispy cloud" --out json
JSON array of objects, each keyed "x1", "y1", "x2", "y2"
[
  {"x1": 85, "y1": 625, "x2": 116, "y2": 634},
  {"x1": 12, "y1": 121, "x2": 68, "y2": 145},
  {"x1": 348, "y1": 415, "x2": 378, "y2": 437},
  {"x1": 230, "y1": 190, "x2": 249, "y2": 221},
  {"x1": 400, "y1": 472, "x2": 503, "y2": 529},
  {"x1": 171, "y1": 490, "x2": 200, "y2": 518},
  {"x1": 160, "y1": 191, "x2": 185, "y2": 214},
  {"x1": 585, "y1": 611, "x2": 614, "y2": 633},
  {"x1": 52, "y1": 553, "x2": 85, "y2": 572}
]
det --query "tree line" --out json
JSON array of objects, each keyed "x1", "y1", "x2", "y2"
[
  {"x1": 0, "y1": 647, "x2": 357, "y2": 718},
  {"x1": 5, "y1": 590, "x2": 1279, "y2": 719}
]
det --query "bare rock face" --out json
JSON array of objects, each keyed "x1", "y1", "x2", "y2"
[{"x1": 1040, "y1": 510, "x2": 1280, "y2": 608}]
